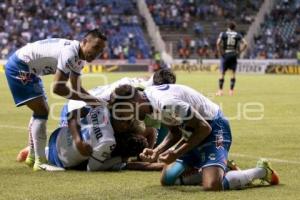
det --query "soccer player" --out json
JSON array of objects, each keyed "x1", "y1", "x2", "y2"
[
  {"x1": 216, "y1": 21, "x2": 248, "y2": 96},
  {"x1": 112, "y1": 84, "x2": 279, "y2": 190},
  {"x1": 5, "y1": 29, "x2": 107, "y2": 171},
  {"x1": 47, "y1": 105, "x2": 116, "y2": 171},
  {"x1": 60, "y1": 68, "x2": 176, "y2": 147},
  {"x1": 17, "y1": 105, "x2": 149, "y2": 171}
]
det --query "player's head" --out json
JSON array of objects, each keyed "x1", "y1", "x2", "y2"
[
  {"x1": 111, "y1": 84, "x2": 149, "y2": 121},
  {"x1": 80, "y1": 29, "x2": 107, "y2": 62},
  {"x1": 228, "y1": 21, "x2": 236, "y2": 31},
  {"x1": 153, "y1": 68, "x2": 176, "y2": 85},
  {"x1": 110, "y1": 103, "x2": 135, "y2": 134},
  {"x1": 112, "y1": 133, "x2": 149, "y2": 158}
]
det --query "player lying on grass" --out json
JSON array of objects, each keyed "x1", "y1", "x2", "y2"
[
  {"x1": 111, "y1": 84, "x2": 279, "y2": 190},
  {"x1": 60, "y1": 68, "x2": 176, "y2": 148},
  {"x1": 17, "y1": 69, "x2": 175, "y2": 171},
  {"x1": 17, "y1": 104, "x2": 150, "y2": 171},
  {"x1": 17, "y1": 101, "x2": 167, "y2": 171},
  {"x1": 5, "y1": 29, "x2": 107, "y2": 171}
]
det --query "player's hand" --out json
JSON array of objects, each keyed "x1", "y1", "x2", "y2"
[
  {"x1": 76, "y1": 141, "x2": 93, "y2": 157},
  {"x1": 158, "y1": 150, "x2": 177, "y2": 165},
  {"x1": 139, "y1": 148, "x2": 158, "y2": 162}
]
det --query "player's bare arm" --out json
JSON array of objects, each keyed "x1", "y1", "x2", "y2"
[
  {"x1": 239, "y1": 38, "x2": 248, "y2": 53},
  {"x1": 67, "y1": 108, "x2": 92, "y2": 156},
  {"x1": 140, "y1": 126, "x2": 181, "y2": 162},
  {"x1": 159, "y1": 108, "x2": 211, "y2": 164},
  {"x1": 53, "y1": 70, "x2": 101, "y2": 105},
  {"x1": 216, "y1": 37, "x2": 224, "y2": 57}
]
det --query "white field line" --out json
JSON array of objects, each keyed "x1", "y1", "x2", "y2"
[
  {"x1": 230, "y1": 153, "x2": 300, "y2": 165},
  {"x1": 0, "y1": 124, "x2": 52, "y2": 133},
  {"x1": 1, "y1": 124, "x2": 300, "y2": 165}
]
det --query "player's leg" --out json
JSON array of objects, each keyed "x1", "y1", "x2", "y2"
[
  {"x1": 229, "y1": 55, "x2": 238, "y2": 96},
  {"x1": 202, "y1": 166, "x2": 224, "y2": 190},
  {"x1": 5, "y1": 57, "x2": 49, "y2": 171},
  {"x1": 16, "y1": 117, "x2": 40, "y2": 165},
  {"x1": 160, "y1": 160, "x2": 188, "y2": 186},
  {"x1": 200, "y1": 110, "x2": 231, "y2": 190},
  {"x1": 223, "y1": 159, "x2": 279, "y2": 190},
  {"x1": 47, "y1": 127, "x2": 65, "y2": 168},
  {"x1": 25, "y1": 96, "x2": 49, "y2": 171},
  {"x1": 201, "y1": 114, "x2": 278, "y2": 190},
  {"x1": 160, "y1": 151, "x2": 202, "y2": 186},
  {"x1": 229, "y1": 70, "x2": 236, "y2": 96},
  {"x1": 216, "y1": 56, "x2": 226, "y2": 96},
  {"x1": 24, "y1": 117, "x2": 36, "y2": 167}
]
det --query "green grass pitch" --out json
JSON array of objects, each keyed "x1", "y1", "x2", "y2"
[{"x1": 0, "y1": 72, "x2": 299, "y2": 200}]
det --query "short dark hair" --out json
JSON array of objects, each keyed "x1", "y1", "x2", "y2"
[
  {"x1": 110, "y1": 84, "x2": 138, "y2": 104},
  {"x1": 228, "y1": 21, "x2": 236, "y2": 30},
  {"x1": 112, "y1": 133, "x2": 149, "y2": 157},
  {"x1": 153, "y1": 68, "x2": 176, "y2": 85},
  {"x1": 84, "y1": 29, "x2": 107, "y2": 41}
]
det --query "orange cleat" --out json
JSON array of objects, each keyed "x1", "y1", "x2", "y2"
[{"x1": 16, "y1": 146, "x2": 29, "y2": 162}]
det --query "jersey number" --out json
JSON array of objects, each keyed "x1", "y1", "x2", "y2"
[{"x1": 227, "y1": 35, "x2": 235, "y2": 46}]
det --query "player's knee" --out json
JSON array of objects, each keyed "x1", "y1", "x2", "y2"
[
  {"x1": 160, "y1": 168, "x2": 175, "y2": 186},
  {"x1": 33, "y1": 106, "x2": 49, "y2": 119},
  {"x1": 202, "y1": 179, "x2": 223, "y2": 191},
  {"x1": 160, "y1": 166, "x2": 178, "y2": 186},
  {"x1": 33, "y1": 107, "x2": 49, "y2": 117}
]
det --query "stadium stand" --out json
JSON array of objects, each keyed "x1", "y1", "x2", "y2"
[
  {"x1": 146, "y1": 0, "x2": 263, "y2": 59},
  {"x1": 249, "y1": 0, "x2": 300, "y2": 59},
  {"x1": 0, "y1": 0, "x2": 151, "y2": 60},
  {"x1": 1, "y1": 0, "x2": 299, "y2": 60}
]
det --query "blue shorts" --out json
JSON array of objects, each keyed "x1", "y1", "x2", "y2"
[
  {"x1": 178, "y1": 110, "x2": 232, "y2": 172},
  {"x1": 5, "y1": 54, "x2": 46, "y2": 106},
  {"x1": 220, "y1": 53, "x2": 237, "y2": 73},
  {"x1": 48, "y1": 127, "x2": 89, "y2": 169},
  {"x1": 48, "y1": 128, "x2": 64, "y2": 168}
]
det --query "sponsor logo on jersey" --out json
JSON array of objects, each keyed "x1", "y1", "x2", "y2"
[
  {"x1": 90, "y1": 110, "x2": 103, "y2": 141},
  {"x1": 16, "y1": 70, "x2": 32, "y2": 85},
  {"x1": 208, "y1": 153, "x2": 216, "y2": 161}
]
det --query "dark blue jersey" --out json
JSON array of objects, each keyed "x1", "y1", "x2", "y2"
[{"x1": 219, "y1": 31, "x2": 243, "y2": 54}]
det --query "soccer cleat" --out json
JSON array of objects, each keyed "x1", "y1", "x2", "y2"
[
  {"x1": 25, "y1": 155, "x2": 35, "y2": 168},
  {"x1": 227, "y1": 160, "x2": 241, "y2": 171},
  {"x1": 39, "y1": 164, "x2": 65, "y2": 172},
  {"x1": 16, "y1": 147, "x2": 29, "y2": 162},
  {"x1": 216, "y1": 90, "x2": 224, "y2": 96},
  {"x1": 229, "y1": 90, "x2": 234, "y2": 96},
  {"x1": 33, "y1": 157, "x2": 48, "y2": 171},
  {"x1": 256, "y1": 158, "x2": 279, "y2": 185}
]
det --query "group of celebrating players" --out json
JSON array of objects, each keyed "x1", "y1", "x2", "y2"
[{"x1": 5, "y1": 26, "x2": 279, "y2": 191}]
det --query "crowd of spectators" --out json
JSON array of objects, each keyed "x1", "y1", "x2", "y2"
[
  {"x1": 0, "y1": 0, "x2": 150, "y2": 60},
  {"x1": 1, "y1": 0, "x2": 298, "y2": 60},
  {"x1": 146, "y1": 0, "x2": 261, "y2": 30},
  {"x1": 249, "y1": 0, "x2": 300, "y2": 59},
  {"x1": 146, "y1": 0, "x2": 262, "y2": 59}
]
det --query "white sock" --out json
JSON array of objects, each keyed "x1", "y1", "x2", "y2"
[
  {"x1": 31, "y1": 118, "x2": 47, "y2": 159},
  {"x1": 224, "y1": 168, "x2": 266, "y2": 190},
  {"x1": 242, "y1": 168, "x2": 266, "y2": 180},
  {"x1": 28, "y1": 117, "x2": 35, "y2": 157}
]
